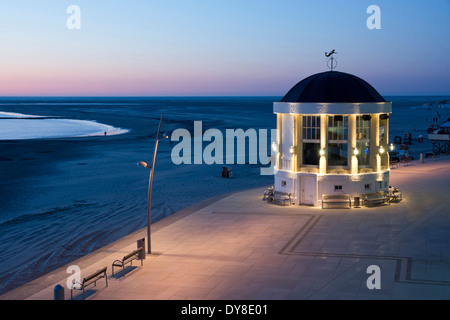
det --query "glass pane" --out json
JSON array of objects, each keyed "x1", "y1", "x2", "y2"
[
  {"x1": 357, "y1": 142, "x2": 370, "y2": 166},
  {"x1": 303, "y1": 143, "x2": 320, "y2": 165},
  {"x1": 327, "y1": 116, "x2": 348, "y2": 141},
  {"x1": 356, "y1": 116, "x2": 371, "y2": 141},
  {"x1": 302, "y1": 116, "x2": 320, "y2": 141},
  {"x1": 328, "y1": 143, "x2": 348, "y2": 166}
]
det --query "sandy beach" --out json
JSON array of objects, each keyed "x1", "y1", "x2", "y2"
[{"x1": 0, "y1": 96, "x2": 449, "y2": 298}]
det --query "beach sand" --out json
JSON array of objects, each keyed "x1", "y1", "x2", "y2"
[{"x1": 0, "y1": 96, "x2": 449, "y2": 298}]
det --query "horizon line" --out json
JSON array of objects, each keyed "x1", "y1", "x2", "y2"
[{"x1": 0, "y1": 94, "x2": 449, "y2": 98}]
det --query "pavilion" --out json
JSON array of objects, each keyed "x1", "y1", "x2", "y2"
[{"x1": 273, "y1": 70, "x2": 392, "y2": 206}]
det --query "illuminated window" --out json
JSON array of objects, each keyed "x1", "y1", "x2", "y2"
[
  {"x1": 379, "y1": 114, "x2": 389, "y2": 144},
  {"x1": 303, "y1": 116, "x2": 321, "y2": 140},
  {"x1": 328, "y1": 116, "x2": 348, "y2": 167},
  {"x1": 302, "y1": 116, "x2": 321, "y2": 166},
  {"x1": 356, "y1": 115, "x2": 371, "y2": 167}
]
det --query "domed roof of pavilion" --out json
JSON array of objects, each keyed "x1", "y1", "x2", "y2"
[{"x1": 281, "y1": 71, "x2": 386, "y2": 103}]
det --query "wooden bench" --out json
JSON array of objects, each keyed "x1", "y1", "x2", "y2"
[
  {"x1": 70, "y1": 266, "x2": 108, "y2": 300},
  {"x1": 262, "y1": 186, "x2": 274, "y2": 201},
  {"x1": 272, "y1": 191, "x2": 292, "y2": 205},
  {"x1": 321, "y1": 194, "x2": 351, "y2": 209},
  {"x1": 399, "y1": 156, "x2": 413, "y2": 166},
  {"x1": 390, "y1": 191, "x2": 402, "y2": 203},
  {"x1": 401, "y1": 158, "x2": 412, "y2": 166},
  {"x1": 112, "y1": 247, "x2": 144, "y2": 277},
  {"x1": 362, "y1": 191, "x2": 389, "y2": 206},
  {"x1": 390, "y1": 159, "x2": 399, "y2": 169},
  {"x1": 388, "y1": 187, "x2": 402, "y2": 203}
]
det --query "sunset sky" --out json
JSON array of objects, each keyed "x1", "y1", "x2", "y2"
[{"x1": 0, "y1": 0, "x2": 449, "y2": 96}]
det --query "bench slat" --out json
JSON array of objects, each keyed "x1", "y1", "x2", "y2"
[
  {"x1": 112, "y1": 247, "x2": 144, "y2": 277},
  {"x1": 322, "y1": 194, "x2": 351, "y2": 209},
  {"x1": 83, "y1": 266, "x2": 107, "y2": 284},
  {"x1": 71, "y1": 266, "x2": 108, "y2": 300},
  {"x1": 269, "y1": 191, "x2": 292, "y2": 205},
  {"x1": 362, "y1": 191, "x2": 389, "y2": 206}
]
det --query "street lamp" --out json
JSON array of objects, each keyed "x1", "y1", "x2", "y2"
[{"x1": 137, "y1": 114, "x2": 168, "y2": 254}]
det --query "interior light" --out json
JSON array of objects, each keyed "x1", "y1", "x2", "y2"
[{"x1": 389, "y1": 143, "x2": 394, "y2": 151}]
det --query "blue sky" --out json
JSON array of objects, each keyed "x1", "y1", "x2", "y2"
[{"x1": 0, "y1": 0, "x2": 449, "y2": 96}]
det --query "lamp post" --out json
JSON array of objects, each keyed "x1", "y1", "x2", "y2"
[{"x1": 138, "y1": 114, "x2": 168, "y2": 254}]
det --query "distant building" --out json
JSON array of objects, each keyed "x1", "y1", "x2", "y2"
[{"x1": 273, "y1": 71, "x2": 392, "y2": 206}]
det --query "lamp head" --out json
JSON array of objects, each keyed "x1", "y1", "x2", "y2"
[
  {"x1": 137, "y1": 161, "x2": 150, "y2": 168},
  {"x1": 161, "y1": 131, "x2": 172, "y2": 139}
]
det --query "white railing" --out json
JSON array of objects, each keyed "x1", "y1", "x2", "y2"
[{"x1": 282, "y1": 159, "x2": 292, "y2": 169}]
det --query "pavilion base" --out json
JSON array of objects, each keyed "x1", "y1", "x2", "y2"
[{"x1": 274, "y1": 169, "x2": 390, "y2": 207}]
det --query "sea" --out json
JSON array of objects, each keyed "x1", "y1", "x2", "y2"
[{"x1": 0, "y1": 95, "x2": 449, "y2": 296}]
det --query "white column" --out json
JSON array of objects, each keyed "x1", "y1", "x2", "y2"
[
  {"x1": 319, "y1": 115, "x2": 327, "y2": 174},
  {"x1": 371, "y1": 114, "x2": 380, "y2": 172},
  {"x1": 349, "y1": 115, "x2": 358, "y2": 174}
]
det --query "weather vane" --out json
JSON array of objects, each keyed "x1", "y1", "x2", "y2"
[{"x1": 325, "y1": 49, "x2": 337, "y2": 71}]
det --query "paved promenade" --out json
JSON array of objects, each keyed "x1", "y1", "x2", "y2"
[{"x1": 2, "y1": 156, "x2": 450, "y2": 300}]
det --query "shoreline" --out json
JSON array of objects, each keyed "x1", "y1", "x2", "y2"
[{"x1": 0, "y1": 111, "x2": 129, "y2": 140}]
